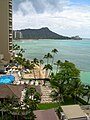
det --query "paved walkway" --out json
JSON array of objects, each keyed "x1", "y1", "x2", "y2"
[{"x1": 40, "y1": 83, "x2": 53, "y2": 103}]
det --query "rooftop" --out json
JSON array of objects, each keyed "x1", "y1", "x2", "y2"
[
  {"x1": 61, "y1": 105, "x2": 87, "y2": 120},
  {"x1": 0, "y1": 84, "x2": 24, "y2": 99},
  {"x1": 34, "y1": 108, "x2": 59, "y2": 120}
]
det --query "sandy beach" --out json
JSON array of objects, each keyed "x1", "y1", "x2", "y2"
[{"x1": 23, "y1": 64, "x2": 45, "y2": 79}]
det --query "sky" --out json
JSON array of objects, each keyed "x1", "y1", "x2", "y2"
[{"x1": 13, "y1": 0, "x2": 90, "y2": 38}]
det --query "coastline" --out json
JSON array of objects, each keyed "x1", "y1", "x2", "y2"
[
  {"x1": 13, "y1": 38, "x2": 82, "y2": 40},
  {"x1": 14, "y1": 39, "x2": 90, "y2": 84}
]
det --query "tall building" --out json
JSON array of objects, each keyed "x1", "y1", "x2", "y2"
[
  {"x1": 0, "y1": 0, "x2": 13, "y2": 61},
  {"x1": 13, "y1": 31, "x2": 23, "y2": 39}
]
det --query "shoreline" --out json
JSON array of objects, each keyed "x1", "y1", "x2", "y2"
[
  {"x1": 13, "y1": 38, "x2": 82, "y2": 41},
  {"x1": 14, "y1": 39, "x2": 90, "y2": 84}
]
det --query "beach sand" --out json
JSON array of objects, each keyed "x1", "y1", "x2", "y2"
[{"x1": 23, "y1": 65, "x2": 45, "y2": 79}]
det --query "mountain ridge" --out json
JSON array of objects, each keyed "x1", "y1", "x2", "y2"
[{"x1": 13, "y1": 27, "x2": 82, "y2": 40}]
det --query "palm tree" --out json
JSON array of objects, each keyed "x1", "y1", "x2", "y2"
[
  {"x1": 8, "y1": 95, "x2": 23, "y2": 120},
  {"x1": 43, "y1": 64, "x2": 53, "y2": 78},
  {"x1": 54, "y1": 60, "x2": 62, "y2": 73},
  {"x1": 38, "y1": 59, "x2": 44, "y2": 78},
  {"x1": 25, "y1": 87, "x2": 36, "y2": 100},
  {"x1": 59, "y1": 60, "x2": 80, "y2": 84},
  {"x1": 24, "y1": 87, "x2": 41, "y2": 120},
  {"x1": 24, "y1": 59, "x2": 31, "y2": 69},
  {"x1": 25, "y1": 110, "x2": 36, "y2": 120},
  {"x1": 31, "y1": 58, "x2": 40, "y2": 79},
  {"x1": 29, "y1": 63, "x2": 36, "y2": 79},
  {"x1": 51, "y1": 48, "x2": 58, "y2": 65},
  {"x1": 0, "y1": 95, "x2": 19, "y2": 120},
  {"x1": 13, "y1": 44, "x2": 20, "y2": 51},
  {"x1": 20, "y1": 48, "x2": 25, "y2": 54},
  {"x1": 0, "y1": 101, "x2": 12, "y2": 120},
  {"x1": 32, "y1": 58, "x2": 39, "y2": 66},
  {"x1": 39, "y1": 59, "x2": 44, "y2": 68},
  {"x1": 68, "y1": 78, "x2": 84, "y2": 103},
  {"x1": 50, "y1": 73, "x2": 68, "y2": 105},
  {"x1": 50, "y1": 60, "x2": 81, "y2": 105},
  {"x1": 43, "y1": 53, "x2": 53, "y2": 65}
]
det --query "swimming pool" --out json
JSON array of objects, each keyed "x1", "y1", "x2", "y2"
[{"x1": 0, "y1": 75, "x2": 15, "y2": 84}]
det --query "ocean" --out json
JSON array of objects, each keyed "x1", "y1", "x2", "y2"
[{"x1": 14, "y1": 39, "x2": 90, "y2": 84}]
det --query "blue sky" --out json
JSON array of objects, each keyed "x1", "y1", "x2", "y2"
[
  {"x1": 13, "y1": 0, "x2": 90, "y2": 38},
  {"x1": 70, "y1": 0, "x2": 90, "y2": 4}
]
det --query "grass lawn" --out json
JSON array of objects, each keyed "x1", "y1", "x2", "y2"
[
  {"x1": 38, "y1": 97, "x2": 76, "y2": 110},
  {"x1": 38, "y1": 103, "x2": 59, "y2": 110}
]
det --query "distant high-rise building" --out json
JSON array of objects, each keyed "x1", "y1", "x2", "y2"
[
  {"x1": 0, "y1": 0, "x2": 13, "y2": 61},
  {"x1": 13, "y1": 31, "x2": 23, "y2": 39}
]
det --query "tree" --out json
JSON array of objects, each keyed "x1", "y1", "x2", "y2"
[
  {"x1": 50, "y1": 72, "x2": 68, "y2": 105},
  {"x1": 25, "y1": 110, "x2": 36, "y2": 120},
  {"x1": 59, "y1": 60, "x2": 80, "y2": 84},
  {"x1": 43, "y1": 53, "x2": 53, "y2": 64},
  {"x1": 24, "y1": 59, "x2": 31, "y2": 69},
  {"x1": 0, "y1": 95, "x2": 20, "y2": 120},
  {"x1": 0, "y1": 101, "x2": 13, "y2": 120},
  {"x1": 68, "y1": 79, "x2": 84, "y2": 103},
  {"x1": 51, "y1": 48, "x2": 58, "y2": 65},
  {"x1": 84, "y1": 85, "x2": 90, "y2": 103},
  {"x1": 24, "y1": 87, "x2": 41, "y2": 120},
  {"x1": 25, "y1": 87, "x2": 41, "y2": 103},
  {"x1": 13, "y1": 44, "x2": 20, "y2": 51},
  {"x1": 50, "y1": 60, "x2": 81, "y2": 105},
  {"x1": 13, "y1": 44, "x2": 25, "y2": 66},
  {"x1": 38, "y1": 59, "x2": 44, "y2": 78},
  {"x1": 29, "y1": 63, "x2": 36, "y2": 79},
  {"x1": 43, "y1": 64, "x2": 53, "y2": 78},
  {"x1": 54, "y1": 60, "x2": 62, "y2": 74},
  {"x1": 32, "y1": 58, "x2": 39, "y2": 66},
  {"x1": 39, "y1": 59, "x2": 44, "y2": 68}
]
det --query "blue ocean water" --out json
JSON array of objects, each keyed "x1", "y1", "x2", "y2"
[{"x1": 14, "y1": 39, "x2": 90, "y2": 84}]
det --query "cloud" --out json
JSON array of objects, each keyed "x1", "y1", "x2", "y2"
[
  {"x1": 13, "y1": 0, "x2": 90, "y2": 37},
  {"x1": 13, "y1": 0, "x2": 70, "y2": 14}
]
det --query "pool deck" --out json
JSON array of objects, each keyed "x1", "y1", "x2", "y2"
[{"x1": 0, "y1": 65, "x2": 45, "y2": 85}]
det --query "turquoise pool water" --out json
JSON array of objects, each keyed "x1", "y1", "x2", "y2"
[{"x1": 0, "y1": 75, "x2": 15, "y2": 84}]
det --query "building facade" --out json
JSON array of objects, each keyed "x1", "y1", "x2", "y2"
[
  {"x1": 13, "y1": 31, "x2": 23, "y2": 39},
  {"x1": 0, "y1": 0, "x2": 13, "y2": 61}
]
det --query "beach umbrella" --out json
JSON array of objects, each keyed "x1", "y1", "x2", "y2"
[{"x1": 12, "y1": 66, "x2": 17, "y2": 69}]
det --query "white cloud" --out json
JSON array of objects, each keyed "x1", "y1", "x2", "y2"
[{"x1": 13, "y1": 0, "x2": 90, "y2": 37}]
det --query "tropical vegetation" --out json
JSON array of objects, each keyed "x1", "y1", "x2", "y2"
[{"x1": 0, "y1": 44, "x2": 90, "y2": 119}]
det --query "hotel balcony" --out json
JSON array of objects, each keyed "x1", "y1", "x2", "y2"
[
  {"x1": 9, "y1": 5, "x2": 12, "y2": 9},
  {"x1": 9, "y1": 36, "x2": 12, "y2": 41},
  {"x1": 9, "y1": 16, "x2": 12, "y2": 19},
  {"x1": 9, "y1": 0, "x2": 12, "y2": 3},
  {"x1": 9, "y1": 43, "x2": 12, "y2": 46},
  {"x1": 9, "y1": 25, "x2": 12, "y2": 30},
  {"x1": 9, "y1": 48, "x2": 13, "y2": 53},
  {"x1": 9, "y1": 9, "x2": 12, "y2": 14},
  {"x1": 9, "y1": 36, "x2": 12, "y2": 39},
  {"x1": 9, "y1": 49, "x2": 12, "y2": 52},
  {"x1": 9, "y1": 11, "x2": 12, "y2": 15},
  {"x1": 9, "y1": 43, "x2": 12, "y2": 52},
  {"x1": 9, "y1": 1, "x2": 12, "y2": 7},
  {"x1": 9, "y1": 34, "x2": 12, "y2": 38},
  {"x1": 9, "y1": 14, "x2": 12, "y2": 18},
  {"x1": 9, "y1": 40, "x2": 12, "y2": 43},
  {"x1": 9, "y1": 30, "x2": 12, "y2": 33},
  {"x1": 9, "y1": 45, "x2": 13, "y2": 51},
  {"x1": 9, "y1": 21, "x2": 12, "y2": 25},
  {"x1": 9, "y1": 19, "x2": 12, "y2": 22}
]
